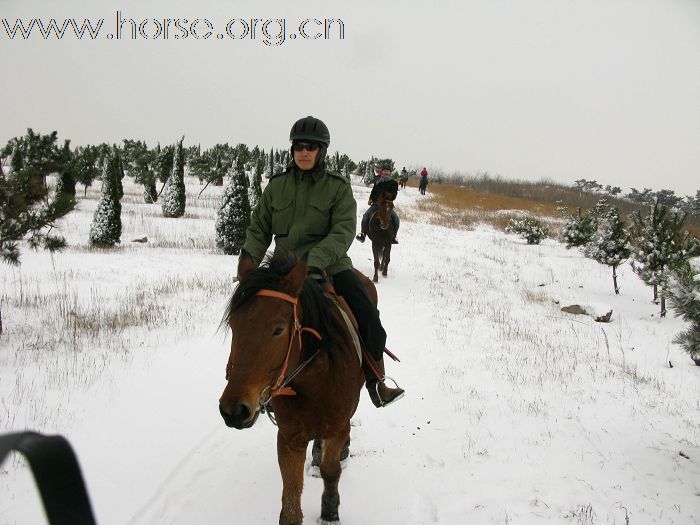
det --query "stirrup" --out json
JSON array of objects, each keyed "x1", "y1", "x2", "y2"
[{"x1": 371, "y1": 377, "x2": 405, "y2": 408}]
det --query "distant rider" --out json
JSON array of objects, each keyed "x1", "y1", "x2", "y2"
[{"x1": 356, "y1": 169, "x2": 400, "y2": 244}]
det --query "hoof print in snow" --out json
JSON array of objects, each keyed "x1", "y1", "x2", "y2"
[{"x1": 131, "y1": 236, "x2": 148, "y2": 243}]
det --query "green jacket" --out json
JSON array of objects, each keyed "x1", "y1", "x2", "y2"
[{"x1": 242, "y1": 162, "x2": 357, "y2": 276}]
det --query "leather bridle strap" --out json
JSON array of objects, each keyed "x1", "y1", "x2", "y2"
[{"x1": 255, "y1": 289, "x2": 322, "y2": 398}]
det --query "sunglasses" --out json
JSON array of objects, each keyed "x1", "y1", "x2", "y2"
[{"x1": 292, "y1": 142, "x2": 321, "y2": 152}]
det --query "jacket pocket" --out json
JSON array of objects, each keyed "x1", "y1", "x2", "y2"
[
  {"x1": 307, "y1": 197, "x2": 332, "y2": 235},
  {"x1": 271, "y1": 198, "x2": 293, "y2": 235}
]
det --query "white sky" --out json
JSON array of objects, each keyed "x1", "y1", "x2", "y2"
[{"x1": 1, "y1": 0, "x2": 699, "y2": 195}]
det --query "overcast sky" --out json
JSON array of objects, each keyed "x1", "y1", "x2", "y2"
[{"x1": 1, "y1": 0, "x2": 698, "y2": 195}]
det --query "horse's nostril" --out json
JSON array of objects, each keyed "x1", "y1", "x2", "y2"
[
  {"x1": 219, "y1": 402, "x2": 253, "y2": 429},
  {"x1": 232, "y1": 403, "x2": 251, "y2": 421}
]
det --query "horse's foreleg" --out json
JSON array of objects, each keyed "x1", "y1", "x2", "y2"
[
  {"x1": 372, "y1": 246, "x2": 380, "y2": 283},
  {"x1": 319, "y1": 430, "x2": 349, "y2": 523},
  {"x1": 277, "y1": 433, "x2": 306, "y2": 525},
  {"x1": 382, "y1": 245, "x2": 391, "y2": 277}
]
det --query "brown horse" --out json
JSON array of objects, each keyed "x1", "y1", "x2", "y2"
[
  {"x1": 367, "y1": 194, "x2": 395, "y2": 282},
  {"x1": 219, "y1": 254, "x2": 369, "y2": 525},
  {"x1": 398, "y1": 176, "x2": 408, "y2": 189}
]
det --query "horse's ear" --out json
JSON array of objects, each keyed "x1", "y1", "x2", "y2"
[
  {"x1": 280, "y1": 257, "x2": 308, "y2": 297},
  {"x1": 237, "y1": 251, "x2": 257, "y2": 282}
]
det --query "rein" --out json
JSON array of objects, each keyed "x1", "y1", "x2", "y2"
[{"x1": 254, "y1": 289, "x2": 322, "y2": 406}]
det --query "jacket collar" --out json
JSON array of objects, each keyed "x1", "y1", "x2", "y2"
[{"x1": 288, "y1": 160, "x2": 327, "y2": 182}]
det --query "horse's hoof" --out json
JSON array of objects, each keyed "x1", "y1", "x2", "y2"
[{"x1": 317, "y1": 519, "x2": 340, "y2": 525}]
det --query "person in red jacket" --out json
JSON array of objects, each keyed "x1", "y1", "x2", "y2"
[{"x1": 419, "y1": 167, "x2": 429, "y2": 195}]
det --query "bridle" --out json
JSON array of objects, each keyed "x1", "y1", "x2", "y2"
[{"x1": 226, "y1": 289, "x2": 322, "y2": 409}]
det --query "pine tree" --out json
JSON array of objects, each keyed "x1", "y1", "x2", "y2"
[
  {"x1": 122, "y1": 139, "x2": 157, "y2": 203},
  {"x1": 154, "y1": 143, "x2": 174, "y2": 197},
  {"x1": 505, "y1": 217, "x2": 548, "y2": 245},
  {"x1": 72, "y1": 145, "x2": 102, "y2": 197},
  {"x1": 267, "y1": 148, "x2": 274, "y2": 179},
  {"x1": 667, "y1": 258, "x2": 700, "y2": 365},
  {"x1": 0, "y1": 130, "x2": 75, "y2": 264},
  {"x1": 216, "y1": 158, "x2": 251, "y2": 255},
  {"x1": 114, "y1": 145, "x2": 125, "y2": 201},
  {"x1": 88, "y1": 148, "x2": 122, "y2": 247},
  {"x1": 583, "y1": 207, "x2": 631, "y2": 294},
  {"x1": 630, "y1": 201, "x2": 700, "y2": 316},
  {"x1": 561, "y1": 207, "x2": 598, "y2": 248},
  {"x1": 250, "y1": 158, "x2": 263, "y2": 209},
  {"x1": 55, "y1": 140, "x2": 77, "y2": 201},
  {"x1": 161, "y1": 138, "x2": 186, "y2": 218}
]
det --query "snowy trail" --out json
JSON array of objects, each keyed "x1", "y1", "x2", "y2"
[{"x1": 121, "y1": 210, "x2": 699, "y2": 524}]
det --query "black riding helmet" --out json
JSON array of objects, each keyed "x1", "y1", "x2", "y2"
[
  {"x1": 289, "y1": 115, "x2": 330, "y2": 146},
  {"x1": 289, "y1": 116, "x2": 330, "y2": 171}
]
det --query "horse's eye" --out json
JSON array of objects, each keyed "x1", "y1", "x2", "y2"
[{"x1": 272, "y1": 326, "x2": 285, "y2": 337}]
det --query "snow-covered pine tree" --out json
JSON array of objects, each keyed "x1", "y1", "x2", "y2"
[
  {"x1": 505, "y1": 217, "x2": 548, "y2": 245},
  {"x1": 108, "y1": 145, "x2": 125, "y2": 202},
  {"x1": 334, "y1": 152, "x2": 341, "y2": 172},
  {"x1": 630, "y1": 201, "x2": 700, "y2": 316},
  {"x1": 154, "y1": 143, "x2": 174, "y2": 198},
  {"x1": 250, "y1": 158, "x2": 263, "y2": 210},
  {"x1": 161, "y1": 138, "x2": 186, "y2": 218},
  {"x1": 88, "y1": 148, "x2": 122, "y2": 247},
  {"x1": 267, "y1": 148, "x2": 274, "y2": 179},
  {"x1": 561, "y1": 207, "x2": 598, "y2": 248},
  {"x1": 216, "y1": 158, "x2": 251, "y2": 255},
  {"x1": 667, "y1": 258, "x2": 700, "y2": 365},
  {"x1": 583, "y1": 206, "x2": 631, "y2": 294}
]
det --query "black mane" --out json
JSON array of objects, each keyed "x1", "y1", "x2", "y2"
[{"x1": 222, "y1": 253, "x2": 345, "y2": 355}]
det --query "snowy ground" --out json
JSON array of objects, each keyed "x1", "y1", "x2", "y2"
[{"x1": 1, "y1": 176, "x2": 699, "y2": 525}]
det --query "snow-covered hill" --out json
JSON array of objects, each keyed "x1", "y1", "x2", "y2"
[{"x1": 1, "y1": 176, "x2": 698, "y2": 524}]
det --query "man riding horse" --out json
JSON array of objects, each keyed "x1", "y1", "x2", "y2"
[
  {"x1": 236, "y1": 116, "x2": 404, "y2": 408},
  {"x1": 355, "y1": 169, "x2": 400, "y2": 244}
]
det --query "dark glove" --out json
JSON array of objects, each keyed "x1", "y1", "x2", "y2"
[{"x1": 307, "y1": 266, "x2": 333, "y2": 292}]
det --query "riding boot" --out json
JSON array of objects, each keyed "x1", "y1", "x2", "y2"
[{"x1": 362, "y1": 355, "x2": 405, "y2": 408}]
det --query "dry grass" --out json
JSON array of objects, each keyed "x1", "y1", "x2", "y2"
[
  {"x1": 404, "y1": 177, "x2": 700, "y2": 237},
  {"x1": 404, "y1": 178, "x2": 560, "y2": 232}
]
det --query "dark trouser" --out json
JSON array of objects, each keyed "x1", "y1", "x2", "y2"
[{"x1": 331, "y1": 269, "x2": 386, "y2": 361}]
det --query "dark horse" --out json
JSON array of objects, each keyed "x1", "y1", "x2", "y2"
[
  {"x1": 419, "y1": 176, "x2": 428, "y2": 195},
  {"x1": 398, "y1": 176, "x2": 408, "y2": 189},
  {"x1": 219, "y1": 254, "x2": 372, "y2": 525},
  {"x1": 367, "y1": 194, "x2": 395, "y2": 282}
]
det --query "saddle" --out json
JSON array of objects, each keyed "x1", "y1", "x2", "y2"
[
  {"x1": 319, "y1": 282, "x2": 362, "y2": 365},
  {"x1": 320, "y1": 280, "x2": 399, "y2": 371}
]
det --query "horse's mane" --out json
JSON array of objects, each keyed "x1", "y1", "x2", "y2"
[{"x1": 222, "y1": 253, "x2": 345, "y2": 356}]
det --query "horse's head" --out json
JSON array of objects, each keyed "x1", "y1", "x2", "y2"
[
  {"x1": 219, "y1": 256, "x2": 308, "y2": 429},
  {"x1": 375, "y1": 194, "x2": 394, "y2": 231}
]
